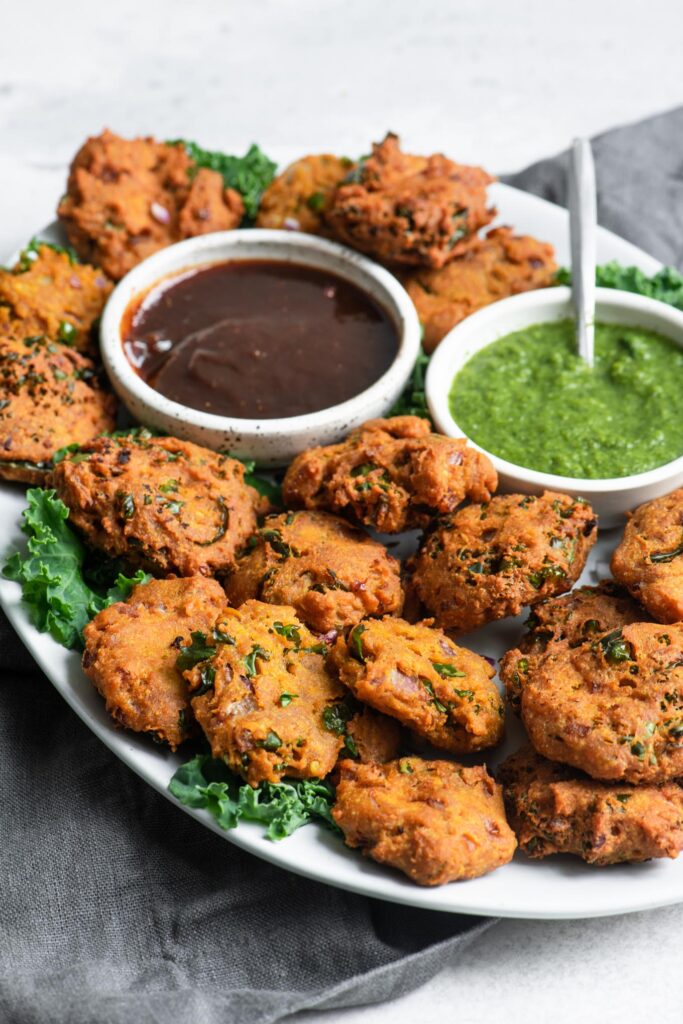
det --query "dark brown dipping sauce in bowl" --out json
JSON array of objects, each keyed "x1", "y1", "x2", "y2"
[{"x1": 122, "y1": 260, "x2": 398, "y2": 420}]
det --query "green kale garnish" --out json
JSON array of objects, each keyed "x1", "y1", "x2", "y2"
[
  {"x1": 168, "y1": 754, "x2": 338, "y2": 840},
  {"x1": 2, "y1": 488, "x2": 148, "y2": 649},
  {"x1": 557, "y1": 262, "x2": 683, "y2": 311}
]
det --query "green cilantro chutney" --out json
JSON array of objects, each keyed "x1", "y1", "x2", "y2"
[{"x1": 449, "y1": 319, "x2": 683, "y2": 478}]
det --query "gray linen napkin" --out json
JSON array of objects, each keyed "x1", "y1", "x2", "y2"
[{"x1": 1, "y1": 106, "x2": 681, "y2": 1024}]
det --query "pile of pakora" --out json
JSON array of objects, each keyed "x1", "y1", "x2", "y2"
[
  {"x1": 5, "y1": 128, "x2": 683, "y2": 890},
  {"x1": 62, "y1": 426, "x2": 683, "y2": 883}
]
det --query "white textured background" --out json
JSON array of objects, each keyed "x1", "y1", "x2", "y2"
[{"x1": 3, "y1": 1, "x2": 683, "y2": 1021}]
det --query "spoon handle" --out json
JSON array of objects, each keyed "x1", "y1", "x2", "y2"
[{"x1": 568, "y1": 138, "x2": 596, "y2": 367}]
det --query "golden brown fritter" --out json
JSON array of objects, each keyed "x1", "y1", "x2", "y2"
[
  {"x1": 500, "y1": 581, "x2": 647, "y2": 713},
  {"x1": 224, "y1": 510, "x2": 403, "y2": 633},
  {"x1": 611, "y1": 489, "x2": 683, "y2": 624},
  {"x1": 499, "y1": 747, "x2": 683, "y2": 865},
  {"x1": 409, "y1": 491, "x2": 597, "y2": 634},
  {"x1": 51, "y1": 433, "x2": 260, "y2": 577},
  {"x1": 345, "y1": 706, "x2": 404, "y2": 764},
  {"x1": 0, "y1": 334, "x2": 116, "y2": 484},
  {"x1": 521, "y1": 622, "x2": 683, "y2": 784},
  {"x1": 325, "y1": 133, "x2": 495, "y2": 268},
  {"x1": 404, "y1": 226, "x2": 558, "y2": 353},
  {"x1": 82, "y1": 576, "x2": 226, "y2": 750},
  {"x1": 255, "y1": 154, "x2": 354, "y2": 234},
  {"x1": 0, "y1": 243, "x2": 112, "y2": 353},
  {"x1": 282, "y1": 416, "x2": 498, "y2": 534},
  {"x1": 182, "y1": 600, "x2": 346, "y2": 785},
  {"x1": 57, "y1": 130, "x2": 244, "y2": 280},
  {"x1": 328, "y1": 617, "x2": 504, "y2": 754},
  {"x1": 332, "y1": 757, "x2": 516, "y2": 885}
]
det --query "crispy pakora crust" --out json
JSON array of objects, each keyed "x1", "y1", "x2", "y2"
[
  {"x1": 409, "y1": 491, "x2": 597, "y2": 634},
  {"x1": 82, "y1": 576, "x2": 226, "y2": 750},
  {"x1": 51, "y1": 434, "x2": 260, "y2": 577},
  {"x1": 500, "y1": 581, "x2": 647, "y2": 713},
  {"x1": 255, "y1": 154, "x2": 354, "y2": 234},
  {"x1": 57, "y1": 130, "x2": 244, "y2": 280},
  {"x1": 328, "y1": 617, "x2": 504, "y2": 754},
  {"x1": 224, "y1": 510, "x2": 403, "y2": 633},
  {"x1": 521, "y1": 622, "x2": 683, "y2": 784},
  {"x1": 345, "y1": 706, "x2": 404, "y2": 764},
  {"x1": 332, "y1": 757, "x2": 516, "y2": 885},
  {"x1": 404, "y1": 226, "x2": 558, "y2": 352},
  {"x1": 282, "y1": 416, "x2": 498, "y2": 534},
  {"x1": 325, "y1": 133, "x2": 495, "y2": 269},
  {"x1": 499, "y1": 747, "x2": 683, "y2": 865},
  {"x1": 0, "y1": 244, "x2": 112, "y2": 353},
  {"x1": 184, "y1": 600, "x2": 345, "y2": 785},
  {"x1": 611, "y1": 488, "x2": 683, "y2": 624},
  {"x1": 0, "y1": 334, "x2": 116, "y2": 484}
]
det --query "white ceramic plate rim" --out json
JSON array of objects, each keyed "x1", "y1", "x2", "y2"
[
  {"x1": 4, "y1": 181, "x2": 683, "y2": 920},
  {"x1": 425, "y1": 285, "x2": 683, "y2": 493}
]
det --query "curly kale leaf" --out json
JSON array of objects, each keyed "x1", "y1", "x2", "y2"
[
  {"x1": 168, "y1": 754, "x2": 339, "y2": 840},
  {"x1": 3, "y1": 488, "x2": 147, "y2": 649}
]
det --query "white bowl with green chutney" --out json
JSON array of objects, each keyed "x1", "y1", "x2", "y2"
[{"x1": 426, "y1": 286, "x2": 683, "y2": 527}]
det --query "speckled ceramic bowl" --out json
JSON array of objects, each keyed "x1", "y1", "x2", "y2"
[
  {"x1": 100, "y1": 230, "x2": 421, "y2": 466},
  {"x1": 425, "y1": 286, "x2": 683, "y2": 527}
]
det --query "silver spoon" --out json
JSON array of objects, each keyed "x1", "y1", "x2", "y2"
[{"x1": 568, "y1": 137, "x2": 597, "y2": 367}]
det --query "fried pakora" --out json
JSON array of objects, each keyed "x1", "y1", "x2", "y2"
[
  {"x1": 51, "y1": 433, "x2": 260, "y2": 577},
  {"x1": 0, "y1": 243, "x2": 112, "y2": 353},
  {"x1": 404, "y1": 226, "x2": 558, "y2": 352},
  {"x1": 329, "y1": 617, "x2": 504, "y2": 754},
  {"x1": 499, "y1": 747, "x2": 683, "y2": 865},
  {"x1": 282, "y1": 415, "x2": 498, "y2": 534},
  {"x1": 500, "y1": 581, "x2": 647, "y2": 713},
  {"x1": 345, "y1": 706, "x2": 404, "y2": 764},
  {"x1": 0, "y1": 334, "x2": 116, "y2": 483},
  {"x1": 325, "y1": 133, "x2": 495, "y2": 268},
  {"x1": 521, "y1": 621, "x2": 683, "y2": 784},
  {"x1": 255, "y1": 154, "x2": 354, "y2": 234},
  {"x1": 409, "y1": 491, "x2": 597, "y2": 633},
  {"x1": 57, "y1": 130, "x2": 244, "y2": 280},
  {"x1": 182, "y1": 600, "x2": 346, "y2": 785},
  {"x1": 82, "y1": 576, "x2": 226, "y2": 750},
  {"x1": 332, "y1": 757, "x2": 516, "y2": 885},
  {"x1": 224, "y1": 510, "x2": 403, "y2": 633},
  {"x1": 611, "y1": 488, "x2": 683, "y2": 623}
]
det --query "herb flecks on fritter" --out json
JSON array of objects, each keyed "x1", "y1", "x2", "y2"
[
  {"x1": 409, "y1": 491, "x2": 597, "y2": 633},
  {"x1": 333, "y1": 757, "x2": 516, "y2": 885},
  {"x1": 51, "y1": 434, "x2": 261, "y2": 577},
  {"x1": 499, "y1": 746, "x2": 683, "y2": 865},
  {"x1": 325, "y1": 133, "x2": 495, "y2": 268},
  {"x1": 256, "y1": 154, "x2": 355, "y2": 234},
  {"x1": 0, "y1": 241, "x2": 112, "y2": 353},
  {"x1": 521, "y1": 621, "x2": 683, "y2": 784},
  {"x1": 500, "y1": 581, "x2": 647, "y2": 713},
  {"x1": 611, "y1": 488, "x2": 683, "y2": 624},
  {"x1": 182, "y1": 600, "x2": 347, "y2": 786},
  {"x1": 282, "y1": 415, "x2": 497, "y2": 534},
  {"x1": 82, "y1": 575, "x2": 226, "y2": 750},
  {"x1": 57, "y1": 130, "x2": 247, "y2": 279},
  {"x1": 0, "y1": 332, "x2": 116, "y2": 484},
  {"x1": 404, "y1": 226, "x2": 557, "y2": 352},
  {"x1": 225, "y1": 509, "x2": 403, "y2": 633},
  {"x1": 329, "y1": 617, "x2": 504, "y2": 754}
]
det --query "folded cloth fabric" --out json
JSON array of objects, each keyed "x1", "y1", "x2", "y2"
[
  {"x1": 503, "y1": 105, "x2": 683, "y2": 268},
  {"x1": 2, "y1": 105, "x2": 681, "y2": 1024}
]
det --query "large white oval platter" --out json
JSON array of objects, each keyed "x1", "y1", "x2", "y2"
[{"x1": 1, "y1": 180, "x2": 676, "y2": 920}]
